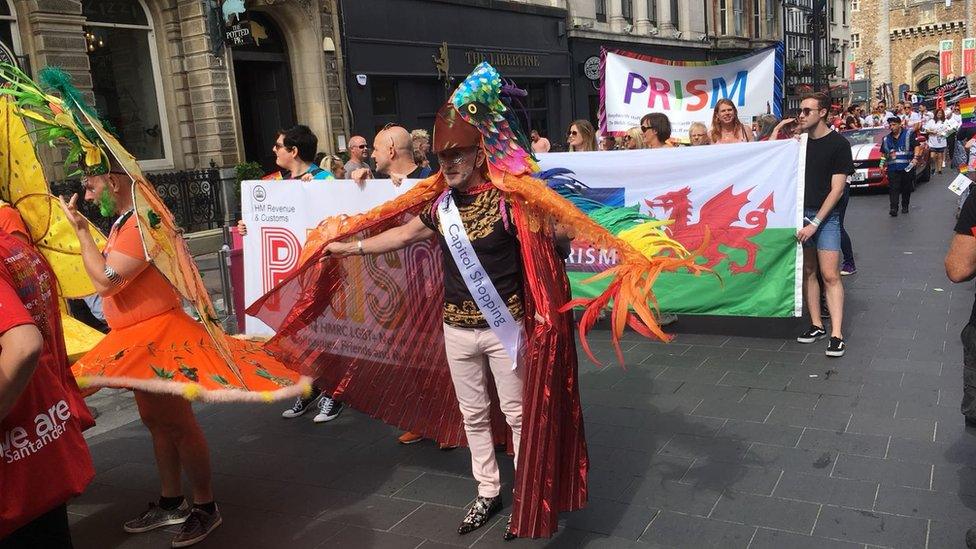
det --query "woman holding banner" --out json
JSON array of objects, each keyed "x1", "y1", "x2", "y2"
[{"x1": 710, "y1": 98, "x2": 754, "y2": 144}]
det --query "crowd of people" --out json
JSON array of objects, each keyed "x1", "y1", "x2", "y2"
[{"x1": 4, "y1": 53, "x2": 976, "y2": 548}]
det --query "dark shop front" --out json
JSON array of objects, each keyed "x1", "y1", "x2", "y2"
[{"x1": 340, "y1": 0, "x2": 572, "y2": 143}]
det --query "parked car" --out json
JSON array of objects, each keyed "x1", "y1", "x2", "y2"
[{"x1": 842, "y1": 127, "x2": 931, "y2": 190}]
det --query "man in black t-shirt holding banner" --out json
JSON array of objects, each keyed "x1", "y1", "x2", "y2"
[{"x1": 794, "y1": 93, "x2": 855, "y2": 357}]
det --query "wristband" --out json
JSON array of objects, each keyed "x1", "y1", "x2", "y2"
[
  {"x1": 810, "y1": 216, "x2": 821, "y2": 227},
  {"x1": 357, "y1": 240, "x2": 364, "y2": 255}
]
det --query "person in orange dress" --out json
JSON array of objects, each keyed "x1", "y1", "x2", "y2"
[{"x1": 59, "y1": 165, "x2": 309, "y2": 547}]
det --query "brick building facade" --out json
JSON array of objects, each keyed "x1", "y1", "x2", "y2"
[{"x1": 851, "y1": 0, "x2": 975, "y2": 97}]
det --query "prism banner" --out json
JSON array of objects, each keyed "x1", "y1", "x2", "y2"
[
  {"x1": 600, "y1": 44, "x2": 783, "y2": 140},
  {"x1": 538, "y1": 139, "x2": 805, "y2": 317},
  {"x1": 240, "y1": 179, "x2": 417, "y2": 335}
]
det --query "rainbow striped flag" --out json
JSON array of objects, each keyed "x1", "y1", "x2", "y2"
[{"x1": 961, "y1": 97, "x2": 976, "y2": 128}]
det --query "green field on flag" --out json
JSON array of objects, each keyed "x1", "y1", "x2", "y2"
[{"x1": 567, "y1": 229, "x2": 797, "y2": 317}]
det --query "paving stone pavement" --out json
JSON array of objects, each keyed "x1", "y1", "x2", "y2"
[{"x1": 70, "y1": 171, "x2": 976, "y2": 548}]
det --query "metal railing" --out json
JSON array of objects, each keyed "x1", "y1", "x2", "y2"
[{"x1": 51, "y1": 168, "x2": 224, "y2": 234}]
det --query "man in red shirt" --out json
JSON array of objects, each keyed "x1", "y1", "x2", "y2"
[{"x1": 0, "y1": 229, "x2": 94, "y2": 547}]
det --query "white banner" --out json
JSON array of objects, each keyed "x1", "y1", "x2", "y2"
[
  {"x1": 600, "y1": 45, "x2": 783, "y2": 140},
  {"x1": 240, "y1": 179, "x2": 417, "y2": 335}
]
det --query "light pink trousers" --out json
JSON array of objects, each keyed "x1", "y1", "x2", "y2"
[{"x1": 443, "y1": 322, "x2": 526, "y2": 498}]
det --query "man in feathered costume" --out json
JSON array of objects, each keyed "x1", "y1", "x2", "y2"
[
  {"x1": 0, "y1": 64, "x2": 312, "y2": 547},
  {"x1": 248, "y1": 63, "x2": 698, "y2": 539}
]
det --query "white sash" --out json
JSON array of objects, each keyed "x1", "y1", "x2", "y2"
[{"x1": 439, "y1": 194, "x2": 522, "y2": 369}]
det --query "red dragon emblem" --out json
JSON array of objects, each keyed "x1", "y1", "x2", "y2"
[{"x1": 646, "y1": 186, "x2": 775, "y2": 274}]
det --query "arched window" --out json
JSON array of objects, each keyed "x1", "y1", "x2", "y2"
[
  {"x1": 0, "y1": 0, "x2": 21, "y2": 61},
  {"x1": 83, "y1": 0, "x2": 170, "y2": 168}
]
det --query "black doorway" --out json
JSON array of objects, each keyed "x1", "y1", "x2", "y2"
[{"x1": 232, "y1": 13, "x2": 295, "y2": 173}]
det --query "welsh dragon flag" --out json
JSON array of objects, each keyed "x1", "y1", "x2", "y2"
[{"x1": 538, "y1": 138, "x2": 805, "y2": 317}]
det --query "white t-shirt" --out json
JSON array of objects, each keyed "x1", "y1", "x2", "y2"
[{"x1": 924, "y1": 119, "x2": 948, "y2": 149}]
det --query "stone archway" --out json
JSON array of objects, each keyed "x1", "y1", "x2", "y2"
[{"x1": 246, "y1": 1, "x2": 334, "y2": 154}]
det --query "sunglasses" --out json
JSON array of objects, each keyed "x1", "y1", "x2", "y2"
[
  {"x1": 354, "y1": 144, "x2": 368, "y2": 149},
  {"x1": 640, "y1": 125, "x2": 651, "y2": 133},
  {"x1": 437, "y1": 148, "x2": 474, "y2": 166},
  {"x1": 567, "y1": 130, "x2": 578, "y2": 136},
  {"x1": 797, "y1": 107, "x2": 822, "y2": 117}
]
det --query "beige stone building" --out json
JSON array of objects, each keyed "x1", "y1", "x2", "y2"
[
  {"x1": 851, "y1": 0, "x2": 975, "y2": 96},
  {"x1": 9, "y1": 0, "x2": 347, "y2": 176}
]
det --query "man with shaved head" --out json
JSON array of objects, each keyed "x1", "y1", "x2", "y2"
[
  {"x1": 344, "y1": 135, "x2": 370, "y2": 175},
  {"x1": 351, "y1": 125, "x2": 426, "y2": 184}
]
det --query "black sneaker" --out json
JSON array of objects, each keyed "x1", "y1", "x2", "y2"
[
  {"x1": 901, "y1": 206, "x2": 909, "y2": 214},
  {"x1": 796, "y1": 325, "x2": 827, "y2": 344},
  {"x1": 312, "y1": 395, "x2": 344, "y2": 423},
  {"x1": 458, "y1": 495, "x2": 502, "y2": 535},
  {"x1": 826, "y1": 337, "x2": 846, "y2": 357},
  {"x1": 281, "y1": 388, "x2": 322, "y2": 418},
  {"x1": 171, "y1": 506, "x2": 222, "y2": 548},
  {"x1": 123, "y1": 500, "x2": 190, "y2": 533},
  {"x1": 890, "y1": 209, "x2": 898, "y2": 217}
]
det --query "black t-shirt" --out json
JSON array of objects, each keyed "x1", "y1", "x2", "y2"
[
  {"x1": 954, "y1": 191, "x2": 976, "y2": 324},
  {"x1": 419, "y1": 187, "x2": 524, "y2": 329},
  {"x1": 376, "y1": 165, "x2": 427, "y2": 179},
  {"x1": 805, "y1": 130, "x2": 855, "y2": 210}
]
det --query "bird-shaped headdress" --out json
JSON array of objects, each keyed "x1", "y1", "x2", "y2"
[{"x1": 433, "y1": 62, "x2": 538, "y2": 179}]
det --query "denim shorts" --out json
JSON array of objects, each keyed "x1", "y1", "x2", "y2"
[{"x1": 802, "y1": 208, "x2": 841, "y2": 251}]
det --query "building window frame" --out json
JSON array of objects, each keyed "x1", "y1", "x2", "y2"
[
  {"x1": 84, "y1": 0, "x2": 172, "y2": 171},
  {"x1": 851, "y1": 32, "x2": 859, "y2": 49},
  {"x1": 0, "y1": 0, "x2": 20, "y2": 56},
  {"x1": 719, "y1": 0, "x2": 728, "y2": 34},
  {"x1": 851, "y1": 0, "x2": 859, "y2": 11},
  {"x1": 733, "y1": 0, "x2": 744, "y2": 35},
  {"x1": 669, "y1": 0, "x2": 679, "y2": 29},
  {"x1": 622, "y1": 0, "x2": 633, "y2": 22},
  {"x1": 753, "y1": 0, "x2": 761, "y2": 37},
  {"x1": 596, "y1": 0, "x2": 607, "y2": 22},
  {"x1": 829, "y1": 0, "x2": 835, "y2": 23},
  {"x1": 647, "y1": 0, "x2": 658, "y2": 25},
  {"x1": 841, "y1": 0, "x2": 847, "y2": 24}
]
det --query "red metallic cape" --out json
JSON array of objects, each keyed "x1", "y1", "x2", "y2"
[{"x1": 247, "y1": 174, "x2": 587, "y2": 538}]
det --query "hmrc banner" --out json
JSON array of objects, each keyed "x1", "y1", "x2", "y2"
[{"x1": 599, "y1": 44, "x2": 784, "y2": 140}]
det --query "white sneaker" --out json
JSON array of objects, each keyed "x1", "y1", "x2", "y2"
[{"x1": 312, "y1": 395, "x2": 344, "y2": 423}]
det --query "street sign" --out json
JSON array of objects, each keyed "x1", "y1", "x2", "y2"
[
  {"x1": 224, "y1": 21, "x2": 254, "y2": 47},
  {"x1": 850, "y1": 79, "x2": 870, "y2": 102}
]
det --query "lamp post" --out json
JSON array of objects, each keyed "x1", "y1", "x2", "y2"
[{"x1": 866, "y1": 59, "x2": 874, "y2": 108}]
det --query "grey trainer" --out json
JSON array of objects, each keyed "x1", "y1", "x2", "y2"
[
  {"x1": 171, "y1": 506, "x2": 222, "y2": 548},
  {"x1": 123, "y1": 500, "x2": 190, "y2": 533}
]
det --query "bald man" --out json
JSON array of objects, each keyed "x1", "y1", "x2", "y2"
[
  {"x1": 351, "y1": 126, "x2": 425, "y2": 185},
  {"x1": 344, "y1": 135, "x2": 370, "y2": 175}
]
